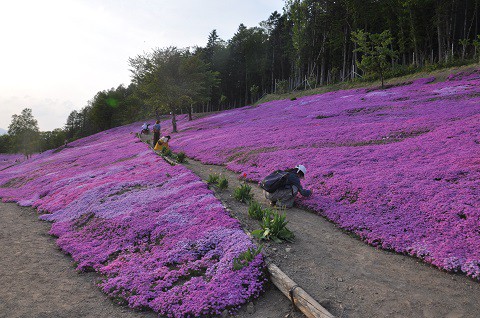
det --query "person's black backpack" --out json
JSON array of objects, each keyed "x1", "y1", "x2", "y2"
[{"x1": 260, "y1": 170, "x2": 289, "y2": 193}]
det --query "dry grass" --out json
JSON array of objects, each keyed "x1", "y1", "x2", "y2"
[{"x1": 257, "y1": 62, "x2": 480, "y2": 105}]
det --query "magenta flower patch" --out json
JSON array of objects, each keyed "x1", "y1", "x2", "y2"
[
  {"x1": 165, "y1": 70, "x2": 480, "y2": 279},
  {"x1": 0, "y1": 154, "x2": 24, "y2": 170},
  {"x1": 0, "y1": 127, "x2": 265, "y2": 317}
]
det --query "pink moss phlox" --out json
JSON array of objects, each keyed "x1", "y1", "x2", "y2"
[
  {"x1": 163, "y1": 71, "x2": 480, "y2": 279},
  {"x1": 0, "y1": 126, "x2": 265, "y2": 316},
  {"x1": 0, "y1": 154, "x2": 25, "y2": 170}
]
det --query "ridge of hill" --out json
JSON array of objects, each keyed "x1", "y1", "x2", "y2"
[{"x1": 258, "y1": 63, "x2": 480, "y2": 105}]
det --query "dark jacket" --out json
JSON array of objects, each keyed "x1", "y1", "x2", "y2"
[{"x1": 285, "y1": 172, "x2": 312, "y2": 197}]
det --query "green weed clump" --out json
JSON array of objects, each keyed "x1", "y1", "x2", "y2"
[
  {"x1": 217, "y1": 176, "x2": 229, "y2": 190},
  {"x1": 252, "y1": 208, "x2": 294, "y2": 243},
  {"x1": 161, "y1": 146, "x2": 172, "y2": 157},
  {"x1": 175, "y1": 152, "x2": 186, "y2": 163},
  {"x1": 207, "y1": 174, "x2": 219, "y2": 184},
  {"x1": 232, "y1": 245, "x2": 263, "y2": 271},
  {"x1": 248, "y1": 200, "x2": 264, "y2": 220},
  {"x1": 233, "y1": 184, "x2": 253, "y2": 203}
]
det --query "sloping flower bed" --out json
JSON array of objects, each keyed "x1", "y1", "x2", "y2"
[
  {"x1": 0, "y1": 126, "x2": 265, "y2": 317},
  {"x1": 167, "y1": 70, "x2": 480, "y2": 279}
]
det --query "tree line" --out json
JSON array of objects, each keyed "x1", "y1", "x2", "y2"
[
  {"x1": 2, "y1": 0, "x2": 479, "y2": 155},
  {"x1": 202, "y1": 0, "x2": 480, "y2": 106}
]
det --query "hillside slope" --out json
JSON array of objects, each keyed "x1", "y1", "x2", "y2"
[
  {"x1": 167, "y1": 70, "x2": 480, "y2": 279},
  {"x1": 0, "y1": 126, "x2": 265, "y2": 317}
]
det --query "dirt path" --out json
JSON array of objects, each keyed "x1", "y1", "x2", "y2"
[{"x1": 181, "y1": 157, "x2": 480, "y2": 318}]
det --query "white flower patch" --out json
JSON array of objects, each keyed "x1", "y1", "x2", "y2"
[
  {"x1": 433, "y1": 85, "x2": 468, "y2": 96},
  {"x1": 365, "y1": 91, "x2": 395, "y2": 98}
]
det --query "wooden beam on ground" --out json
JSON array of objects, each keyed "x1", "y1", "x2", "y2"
[
  {"x1": 267, "y1": 263, "x2": 335, "y2": 318},
  {"x1": 160, "y1": 154, "x2": 176, "y2": 166},
  {"x1": 230, "y1": 212, "x2": 333, "y2": 318}
]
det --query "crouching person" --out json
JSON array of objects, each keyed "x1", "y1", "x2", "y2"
[
  {"x1": 154, "y1": 135, "x2": 171, "y2": 151},
  {"x1": 140, "y1": 122, "x2": 150, "y2": 135},
  {"x1": 261, "y1": 164, "x2": 312, "y2": 208}
]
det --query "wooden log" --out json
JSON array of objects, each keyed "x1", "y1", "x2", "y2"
[
  {"x1": 237, "y1": 229, "x2": 333, "y2": 317},
  {"x1": 160, "y1": 154, "x2": 176, "y2": 166},
  {"x1": 267, "y1": 263, "x2": 334, "y2": 318}
]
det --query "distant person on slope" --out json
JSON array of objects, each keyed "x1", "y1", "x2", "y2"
[
  {"x1": 152, "y1": 120, "x2": 161, "y2": 147},
  {"x1": 140, "y1": 122, "x2": 150, "y2": 135},
  {"x1": 154, "y1": 135, "x2": 171, "y2": 151},
  {"x1": 261, "y1": 164, "x2": 312, "y2": 208}
]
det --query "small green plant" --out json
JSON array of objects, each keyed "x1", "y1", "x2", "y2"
[
  {"x1": 252, "y1": 208, "x2": 294, "y2": 243},
  {"x1": 175, "y1": 151, "x2": 186, "y2": 163},
  {"x1": 206, "y1": 174, "x2": 219, "y2": 184},
  {"x1": 216, "y1": 176, "x2": 229, "y2": 190},
  {"x1": 232, "y1": 245, "x2": 263, "y2": 270},
  {"x1": 233, "y1": 184, "x2": 253, "y2": 203},
  {"x1": 161, "y1": 146, "x2": 172, "y2": 157},
  {"x1": 248, "y1": 200, "x2": 264, "y2": 220}
]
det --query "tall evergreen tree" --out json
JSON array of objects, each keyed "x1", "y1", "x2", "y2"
[{"x1": 352, "y1": 29, "x2": 398, "y2": 88}]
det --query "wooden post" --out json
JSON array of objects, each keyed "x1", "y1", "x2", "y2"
[{"x1": 267, "y1": 263, "x2": 335, "y2": 318}]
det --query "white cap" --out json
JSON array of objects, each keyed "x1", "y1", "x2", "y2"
[{"x1": 295, "y1": 164, "x2": 306, "y2": 176}]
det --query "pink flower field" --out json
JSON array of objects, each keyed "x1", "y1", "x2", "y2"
[
  {"x1": 166, "y1": 70, "x2": 480, "y2": 279},
  {"x1": 0, "y1": 154, "x2": 23, "y2": 170},
  {"x1": 0, "y1": 126, "x2": 265, "y2": 317},
  {"x1": 1, "y1": 69, "x2": 478, "y2": 315}
]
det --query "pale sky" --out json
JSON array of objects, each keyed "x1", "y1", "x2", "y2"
[{"x1": 0, "y1": 0, "x2": 284, "y2": 131}]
